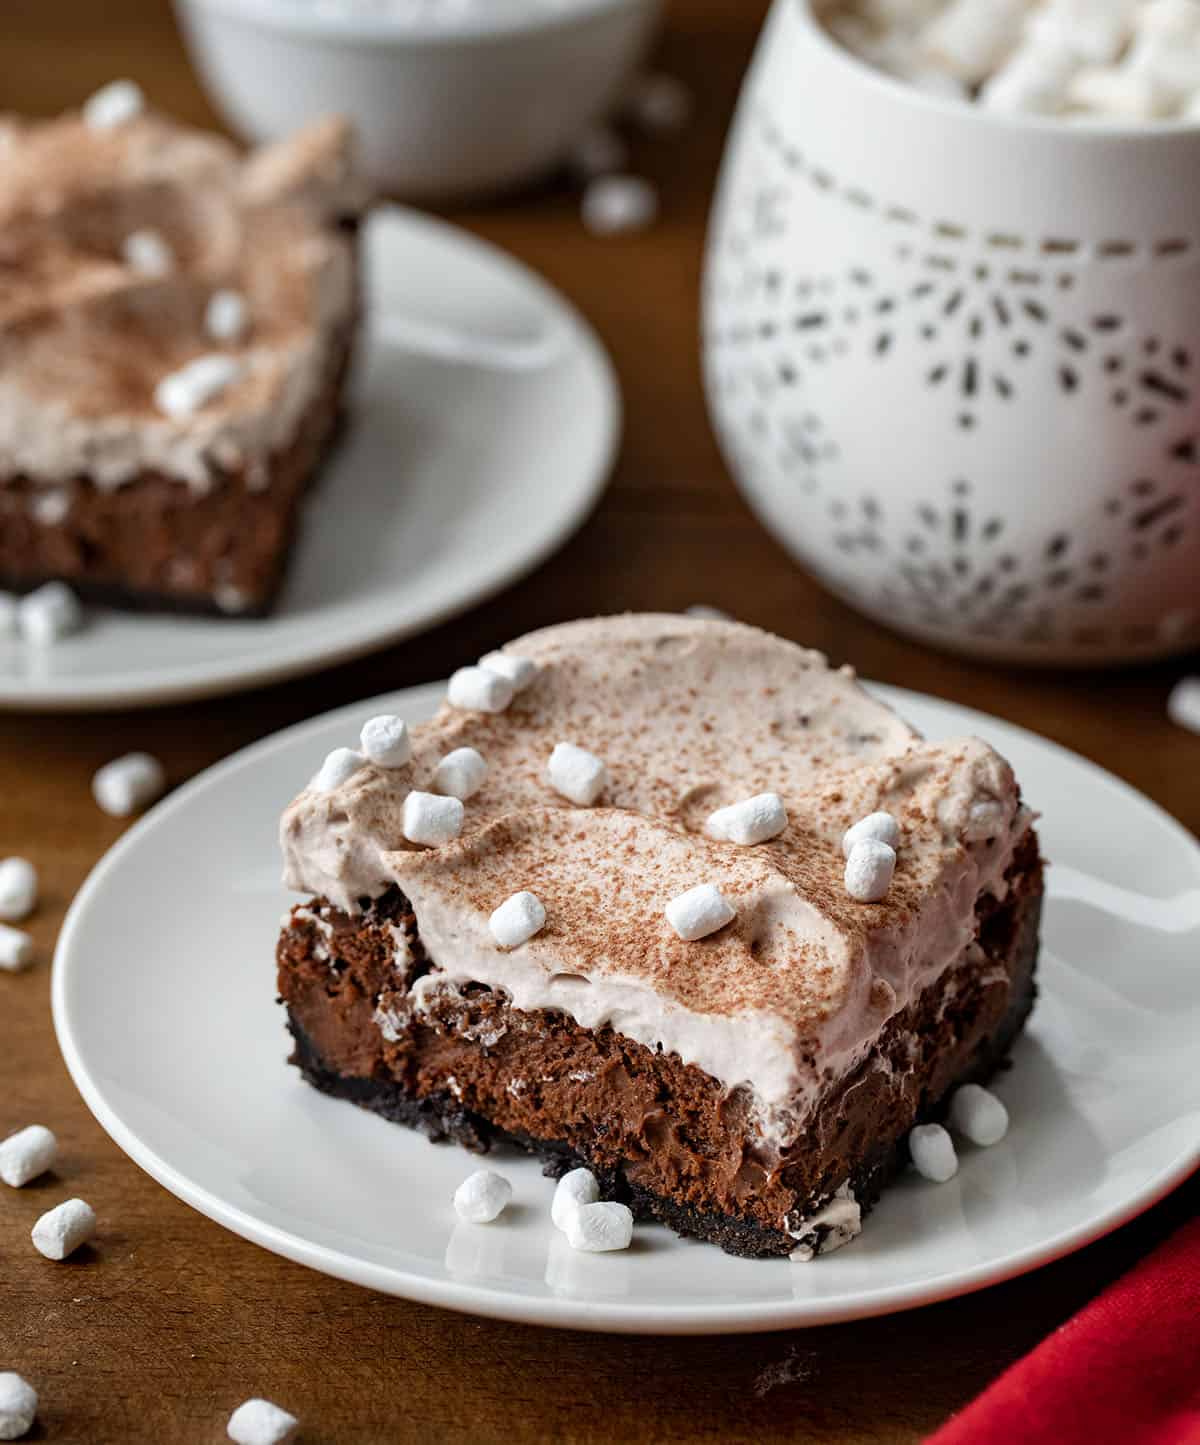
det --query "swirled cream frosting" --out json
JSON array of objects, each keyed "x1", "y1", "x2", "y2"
[{"x1": 281, "y1": 615, "x2": 1034, "y2": 1145}]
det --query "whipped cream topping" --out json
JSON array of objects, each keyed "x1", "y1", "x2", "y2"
[
  {"x1": 280, "y1": 615, "x2": 1035, "y2": 1147},
  {"x1": 0, "y1": 108, "x2": 366, "y2": 492}
]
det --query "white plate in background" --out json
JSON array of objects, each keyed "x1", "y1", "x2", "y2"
[
  {"x1": 0, "y1": 209, "x2": 619, "y2": 710},
  {"x1": 52, "y1": 682, "x2": 1200, "y2": 1333}
]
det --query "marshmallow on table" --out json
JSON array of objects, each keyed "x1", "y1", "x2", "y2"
[
  {"x1": 121, "y1": 228, "x2": 173, "y2": 277},
  {"x1": 581, "y1": 176, "x2": 658, "y2": 237},
  {"x1": 227, "y1": 1398, "x2": 299, "y2": 1445},
  {"x1": 360, "y1": 715, "x2": 411, "y2": 768},
  {"x1": 447, "y1": 665, "x2": 514, "y2": 714},
  {"x1": 666, "y1": 883, "x2": 736, "y2": 941},
  {"x1": 0, "y1": 1373, "x2": 37, "y2": 1442},
  {"x1": 706, "y1": 793, "x2": 788, "y2": 846},
  {"x1": 842, "y1": 811, "x2": 900, "y2": 857},
  {"x1": 626, "y1": 72, "x2": 693, "y2": 132},
  {"x1": 0, "y1": 923, "x2": 34, "y2": 973},
  {"x1": 551, "y1": 1167, "x2": 600, "y2": 1231},
  {"x1": 92, "y1": 752, "x2": 166, "y2": 817},
  {"x1": 154, "y1": 354, "x2": 244, "y2": 419},
  {"x1": 477, "y1": 651, "x2": 538, "y2": 693},
  {"x1": 402, "y1": 791, "x2": 463, "y2": 847},
  {"x1": 569, "y1": 125, "x2": 629, "y2": 181},
  {"x1": 81, "y1": 78, "x2": 144, "y2": 130},
  {"x1": 844, "y1": 839, "x2": 896, "y2": 903},
  {"x1": 206, "y1": 288, "x2": 249, "y2": 343},
  {"x1": 0, "y1": 858, "x2": 37, "y2": 922},
  {"x1": 948, "y1": 1083, "x2": 1010, "y2": 1145},
  {"x1": 909, "y1": 1123, "x2": 959, "y2": 1182},
  {"x1": 31, "y1": 1197, "x2": 96, "y2": 1260},
  {"x1": 547, "y1": 742, "x2": 608, "y2": 806},
  {"x1": 453, "y1": 1168, "x2": 512, "y2": 1223},
  {"x1": 1167, "y1": 676, "x2": 1200, "y2": 734},
  {"x1": 0, "y1": 1125, "x2": 57, "y2": 1188},
  {"x1": 563, "y1": 1200, "x2": 634, "y2": 1252},
  {"x1": 435, "y1": 746, "x2": 488, "y2": 800},
  {"x1": 488, "y1": 890, "x2": 546, "y2": 949},
  {"x1": 920, "y1": 0, "x2": 1029, "y2": 83},
  {"x1": 17, "y1": 582, "x2": 83, "y2": 646}
]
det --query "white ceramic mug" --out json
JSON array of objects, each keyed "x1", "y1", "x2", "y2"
[{"x1": 703, "y1": 0, "x2": 1200, "y2": 663}]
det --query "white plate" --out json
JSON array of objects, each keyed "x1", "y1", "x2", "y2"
[
  {"x1": 52, "y1": 682, "x2": 1200, "y2": 1334},
  {"x1": 0, "y1": 210, "x2": 618, "y2": 711}
]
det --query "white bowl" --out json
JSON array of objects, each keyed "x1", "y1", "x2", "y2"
[
  {"x1": 173, "y1": 0, "x2": 662, "y2": 201},
  {"x1": 702, "y1": 0, "x2": 1200, "y2": 665}
]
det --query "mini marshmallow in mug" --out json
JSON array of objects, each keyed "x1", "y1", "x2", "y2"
[
  {"x1": 920, "y1": 0, "x2": 1029, "y2": 83},
  {"x1": 980, "y1": 40, "x2": 1080, "y2": 112}
]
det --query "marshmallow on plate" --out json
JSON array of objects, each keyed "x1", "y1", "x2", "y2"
[
  {"x1": 0, "y1": 1125, "x2": 58, "y2": 1188},
  {"x1": 626, "y1": 72, "x2": 693, "y2": 131},
  {"x1": 402, "y1": 791, "x2": 463, "y2": 847},
  {"x1": 0, "y1": 1373, "x2": 37, "y2": 1442},
  {"x1": 453, "y1": 1168, "x2": 512, "y2": 1223},
  {"x1": 909, "y1": 1123, "x2": 959, "y2": 1181},
  {"x1": 0, "y1": 858, "x2": 37, "y2": 921},
  {"x1": 547, "y1": 742, "x2": 608, "y2": 806},
  {"x1": 227, "y1": 1398, "x2": 299, "y2": 1445},
  {"x1": 154, "y1": 354, "x2": 244, "y2": 419},
  {"x1": 82, "y1": 78, "x2": 144, "y2": 130},
  {"x1": 92, "y1": 752, "x2": 166, "y2": 816},
  {"x1": 488, "y1": 891, "x2": 546, "y2": 949},
  {"x1": 844, "y1": 839, "x2": 896, "y2": 902},
  {"x1": 948, "y1": 1083, "x2": 1010, "y2": 1144},
  {"x1": 665, "y1": 883, "x2": 736, "y2": 941},
  {"x1": 563, "y1": 1200, "x2": 634, "y2": 1252},
  {"x1": 551, "y1": 1167, "x2": 601, "y2": 1231},
  {"x1": 447, "y1": 665, "x2": 514, "y2": 714},
  {"x1": 0, "y1": 923, "x2": 33, "y2": 973},
  {"x1": 360, "y1": 716, "x2": 411, "y2": 768},
  {"x1": 18, "y1": 582, "x2": 83, "y2": 646},
  {"x1": 31, "y1": 1197, "x2": 96, "y2": 1260},
  {"x1": 435, "y1": 747, "x2": 488, "y2": 800},
  {"x1": 706, "y1": 792, "x2": 788, "y2": 846}
]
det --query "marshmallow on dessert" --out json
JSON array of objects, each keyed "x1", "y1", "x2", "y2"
[
  {"x1": 478, "y1": 651, "x2": 539, "y2": 693},
  {"x1": 563, "y1": 1200, "x2": 634, "y2": 1252},
  {"x1": 0, "y1": 858, "x2": 37, "y2": 922},
  {"x1": 447, "y1": 666, "x2": 514, "y2": 714},
  {"x1": 488, "y1": 891, "x2": 546, "y2": 949},
  {"x1": 435, "y1": 747, "x2": 488, "y2": 801},
  {"x1": 844, "y1": 839, "x2": 896, "y2": 902},
  {"x1": 909, "y1": 1123, "x2": 959, "y2": 1181},
  {"x1": 154, "y1": 354, "x2": 244, "y2": 419},
  {"x1": 0, "y1": 1373, "x2": 37, "y2": 1442},
  {"x1": 842, "y1": 811, "x2": 901, "y2": 857},
  {"x1": 581, "y1": 176, "x2": 659, "y2": 237},
  {"x1": 92, "y1": 752, "x2": 166, "y2": 816},
  {"x1": 547, "y1": 742, "x2": 608, "y2": 806},
  {"x1": 31, "y1": 1197, "x2": 96, "y2": 1260},
  {"x1": 82, "y1": 78, "x2": 144, "y2": 131},
  {"x1": 360, "y1": 716, "x2": 411, "y2": 769},
  {"x1": 121, "y1": 228, "x2": 173, "y2": 277},
  {"x1": 227, "y1": 1398, "x2": 299, "y2": 1445},
  {"x1": 402, "y1": 791, "x2": 463, "y2": 848},
  {"x1": 0, "y1": 923, "x2": 33, "y2": 973},
  {"x1": 205, "y1": 289, "x2": 249, "y2": 343},
  {"x1": 666, "y1": 883, "x2": 736, "y2": 941},
  {"x1": 551, "y1": 1167, "x2": 601, "y2": 1231},
  {"x1": 0, "y1": 1125, "x2": 58, "y2": 1188},
  {"x1": 948, "y1": 1083, "x2": 1010, "y2": 1144},
  {"x1": 706, "y1": 793, "x2": 788, "y2": 846},
  {"x1": 17, "y1": 582, "x2": 83, "y2": 646},
  {"x1": 453, "y1": 1168, "x2": 512, "y2": 1223}
]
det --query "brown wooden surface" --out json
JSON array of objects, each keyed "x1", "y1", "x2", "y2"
[{"x1": 1, "y1": 2, "x2": 1197, "y2": 1440}]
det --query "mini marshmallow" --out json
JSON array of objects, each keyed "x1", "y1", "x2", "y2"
[
  {"x1": 1167, "y1": 676, "x2": 1200, "y2": 734},
  {"x1": 1024, "y1": 0, "x2": 1137, "y2": 65},
  {"x1": 1067, "y1": 62, "x2": 1173, "y2": 117},
  {"x1": 666, "y1": 883, "x2": 736, "y2": 941},
  {"x1": 360, "y1": 716, "x2": 411, "y2": 768},
  {"x1": 581, "y1": 176, "x2": 658, "y2": 237},
  {"x1": 92, "y1": 752, "x2": 166, "y2": 816},
  {"x1": 1127, "y1": 31, "x2": 1200, "y2": 101},
  {"x1": 563, "y1": 1200, "x2": 634, "y2": 1252},
  {"x1": 551, "y1": 1167, "x2": 600, "y2": 1231},
  {"x1": 154, "y1": 354, "x2": 244, "y2": 419},
  {"x1": 981, "y1": 40, "x2": 1080, "y2": 111},
  {"x1": 706, "y1": 792, "x2": 788, "y2": 846},
  {"x1": 447, "y1": 665, "x2": 514, "y2": 714},
  {"x1": 0, "y1": 1373, "x2": 37, "y2": 1442},
  {"x1": 0, "y1": 858, "x2": 37, "y2": 921},
  {"x1": 227, "y1": 1398, "x2": 298, "y2": 1445},
  {"x1": 842, "y1": 811, "x2": 901, "y2": 857},
  {"x1": 1138, "y1": 0, "x2": 1200, "y2": 37},
  {"x1": 0, "y1": 592, "x2": 15, "y2": 634},
  {"x1": 206, "y1": 288, "x2": 249, "y2": 343},
  {"x1": 435, "y1": 747, "x2": 488, "y2": 800},
  {"x1": 844, "y1": 839, "x2": 896, "y2": 903},
  {"x1": 17, "y1": 582, "x2": 83, "y2": 646},
  {"x1": 488, "y1": 891, "x2": 546, "y2": 949},
  {"x1": 81, "y1": 78, "x2": 144, "y2": 130},
  {"x1": 569, "y1": 125, "x2": 629, "y2": 180},
  {"x1": 684, "y1": 604, "x2": 732, "y2": 621},
  {"x1": 909, "y1": 1123, "x2": 958, "y2": 1182},
  {"x1": 31, "y1": 1197, "x2": 96, "y2": 1260},
  {"x1": 0, "y1": 923, "x2": 33, "y2": 973},
  {"x1": 920, "y1": 0, "x2": 1029, "y2": 82},
  {"x1": 453, "y1": 1168, "x2": 512, "y2": 1223},
  {"x1": 121, "y1": 228, "x2": 173, "y2": 277},
  {"x1": 478, "y1": 651, "x2": 539, "y2": 693},
  {"x1": 626, "y1": 72, "x2": 693, "y2": 131},
  {"x1": 402, "y1": 791, "x2": 463, "y2": 847},
  {"x1": 0, "y1": 1126, "x2": 57, "y2": 1188},
  {"x1": 948, "y1": 1083, "x2": 1010, "y2": 1145},
  {"x1": 547, "y1": 742, "x2": 608, "y2": 806},
  {"x1": 29, "y1": 488, "x2": 70, "y2": 527}
]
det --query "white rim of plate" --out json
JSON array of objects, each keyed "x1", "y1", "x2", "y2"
[{"x1": 51, "y1": 680, "x2": 1200, "y2": 1333}]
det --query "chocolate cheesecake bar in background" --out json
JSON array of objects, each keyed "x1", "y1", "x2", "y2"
[
  {"x1": 0, "y1": 86, "x2": 368, "y2": 617},
  {"x1": 277, "y1": 615, "x2": 1042, "y2": 1259}
]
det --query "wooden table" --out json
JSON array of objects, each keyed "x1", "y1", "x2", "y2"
[{"x1": 1, "y1": 2, "x2": 1197, "y2": 1439}]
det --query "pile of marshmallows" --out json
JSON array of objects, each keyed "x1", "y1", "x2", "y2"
[
  {"x1": 823, "y1": 0, "x2": 1200, "y2": 120},
  {"x1": 454, "y1": 1163, "x2": 635, "y2": 1253}
]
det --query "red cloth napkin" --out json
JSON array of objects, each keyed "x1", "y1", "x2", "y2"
[{"x1": 928, "y1": 1215, "x2": 1200, "y2": 1445}]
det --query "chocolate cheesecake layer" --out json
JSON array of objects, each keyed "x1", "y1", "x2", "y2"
[{"x1": 277, "y1": 834, "x2": 1042, "y2": 1258}]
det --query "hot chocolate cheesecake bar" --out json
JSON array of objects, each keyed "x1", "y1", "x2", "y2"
[
  {"x1": 277, "y1": 615, "x2": 1042, "y2": 1258},
  {"x1": 0, "y1": 84, "x2": 367, "y2": 616}
]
